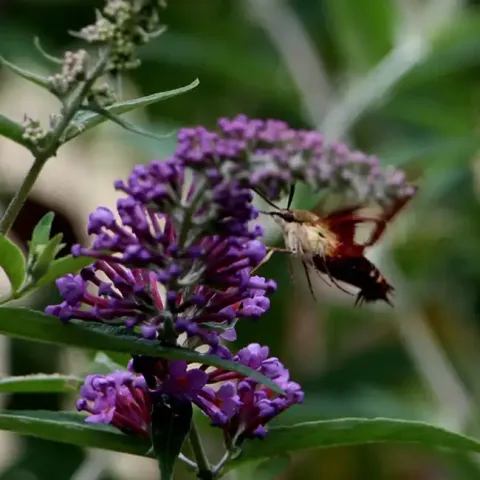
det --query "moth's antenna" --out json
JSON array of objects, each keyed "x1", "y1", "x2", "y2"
[
  {"x1": 286, "y1": 183, "x2": 296, "y2": 210},
  {"x1": 253, "y1": 187, "x2": 281, "y2": 211}
]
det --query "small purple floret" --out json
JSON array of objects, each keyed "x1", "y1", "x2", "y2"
[{"x1": 76, "y1": 372, "x2": 151, "y2": 438}]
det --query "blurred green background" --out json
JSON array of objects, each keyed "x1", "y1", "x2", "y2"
[{"x1": 1, "y1": 0, "x2": 480, "y2": 478}]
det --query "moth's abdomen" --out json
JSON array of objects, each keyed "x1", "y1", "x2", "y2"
[{"x1": 314, "y1": 255, "x2": 394, "y2": 306}]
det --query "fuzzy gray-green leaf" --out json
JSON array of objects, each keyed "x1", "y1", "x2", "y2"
[
  {"x1": 0, "y1": 55, "x2": 50, "y2": 89},
  {"x1": 65, "y1": 78, "x2": 199, "y2": 141}
]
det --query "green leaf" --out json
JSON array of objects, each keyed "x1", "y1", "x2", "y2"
[
  {"x1": 324, "y1": 0, "x2": 394, "y2": 72},
  {"x1": 395, "y1": 15, "x2": 480, "y2": 93},
  {"x1": 33, "y1": 37, "x2": 63, "y2": 65},
  {"x1": 83, "y1": 352, "x2": 127, "y2": 375},
  {"x1": 226, "y1": 418, "x2": 480, "y2": 471},
  {"x1": 151, "y1": 396, "x2": 192, "y2": 480},
  {"x1": 140, "y1": 34, "x2": 294, "y2": 106},
  {"x1": 28, "y1": 233, "x2": 64, "y2": 280},
  {"x1": 0, "y1": 55, "x2": 50, "y2": 89},
  {"x1": 84, "y1": 105, "x2": 175, "y2": 141},
  {"x1": 0, "y1": 410, "x2": 150, "y2": 456},
  {"x1": 254, "y1": 455, "x2": 291, "y2": 480},
  {"x1": 0, "y1": 307, "x2": 284, "y2": 394},
  {"x1": 30, "y1": 212, "x2": 55, "y2": 248},
  {"x1": 34, "y1": 255, "x2": 94, "y2": 288},
  {"x1": 379, "y1": 135, "x2": 480, "y2": 168},
  {"x1": 0, "y1": 113, "x2": 29, "y2": 148},
  {"x1": 65, "y1": 78, "x2": 199, "y2": 141},
  {"x1": 92, "y1": 350, "x2": 131, "y2": 368},
  {"x1": 0, "y1": 374, "x2": 82, "y2": 394},
  {"x1": 0, "y1": 237, "x2": 26, "y2": 293}
]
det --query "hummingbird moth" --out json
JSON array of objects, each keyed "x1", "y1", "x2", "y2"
[{"x1": 255, "y1": 184, "x2": 417, "y2": 307}]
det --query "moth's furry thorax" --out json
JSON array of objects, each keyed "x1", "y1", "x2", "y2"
[{"x1": 271, "y1": 209, "x2": 339, "y2": 258}]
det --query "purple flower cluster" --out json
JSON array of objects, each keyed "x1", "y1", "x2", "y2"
[
  {"x1": 47, "y1": 115, "x2": 414, "y2": 344},
  {"x1": 46, "y1": 255, "x2": 274, "y2": 345},
  {"x1": 47, "y1": 115, "x2": 414, "y2": 452},
  {"x1": 175, "y1": 114, "x2": 415, "y2": 205},
  {"x1": 46, "y1": 154, "x2": 275, "y2": 345},
  {"x1": 77, "y1": 343, "x2": 303, "y2": 441}
]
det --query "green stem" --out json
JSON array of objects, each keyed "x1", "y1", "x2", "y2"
[
  {"x1": 189, "y1": 421, "x2": 213, "y2": 480},
  {"x1": 0, "y1": 157, "x2": 48, "y2": 235},
  {"x1": 0, "y1": 53, "x2": 108, "y2": 236}
]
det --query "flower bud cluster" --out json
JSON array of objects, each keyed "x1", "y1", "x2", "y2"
[
  {"x1": 77, "y1": 0, "x2": 167, "y2": 72},
  {"x1": 87, "y1": 83, "x2": 117, "y2": 107},
  {"x1": 21, "y1": 116, "x2": 49, "y2": 145},
  {"x1": 48, "y1": 50, "x2": 88, "y2": 96}
]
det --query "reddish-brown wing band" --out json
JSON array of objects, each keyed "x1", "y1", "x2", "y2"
[
  {"x1": 253, "y1": 185, "x2": 417, "y2": 306},
  {"x1": 313, "y1": 191, "x2": 417, "y2": 306}
]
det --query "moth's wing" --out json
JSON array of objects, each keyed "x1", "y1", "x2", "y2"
[
  {"x1": 366, "y1": 192, "x2": 417, "y2": 246},
  {"x1": 315, "y1": 190, "x2": 417, "y2": 249},
  {"x1": 324, "y1": 203, "x2": 406, "y2": 251},
  {"x1": 310, "y1": 193, "x2": 367, "y2": 243},
  {"x1": 323, "y1": 205, "x2": 365, "y2": 246}
]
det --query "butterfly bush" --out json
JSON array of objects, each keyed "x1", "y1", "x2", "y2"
[
  {"x1": 77, "y1": 344, "x2": 303, "y2": 442},
  {"x1": 47, "y1": 115, "x2": 414, "y2": 445}
]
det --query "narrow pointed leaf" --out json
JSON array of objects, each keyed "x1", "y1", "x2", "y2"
[
  {"x1": 91, "y1": 350, "x2": 131, "y2": 367},
  {"x1": 34, "y1": 255, "x2": 94, "y2": 288},
  {"x1": 0, "y1": 55, "x2": 50, "y2": 89},
  {"x1": 33, "y1": 37, "x2": 63, "y2": 64},
  {"x1": 0, "y1": 237, "x2": 26, "y2": 292},
  {"x1": 0, "y1": 113, "x2": 29, "y2": 148},
  {"x1": 0, "y1": 307, "x2": 284, "y2": 394},
  {"x1": 65, "y1": 78, "x2": 199, "y2": 141},
  {"x1": 84, "y1": 105, "x2": 174, "y2": 141},
  {"x1": 226, "y1": 418, "x2": 480, "y2": 471},
  {"x1": 83, "y1": 352, "x2": 127, "y2": 375},
  {"x1": 151, "y1": 397, "x2": 193, "y2": 480},
  {"x1": 324, "y1": 0, "x2": 394, "y2": 72},
  {"x1": 0, "y1": 410, "x2": 150, "y2": 455},
  {"x1": 254, "y1": 455, "x2": 291, "y2": 480},
  {"x1": 30, "y1": 212, "x2": 55, "y2": 248},
  {"x1": 0, "y1": 374, "x2": 82, "y2": 393},
  {"x1": 29, "y1": 233, "x2": 64, "y2": 280}
]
